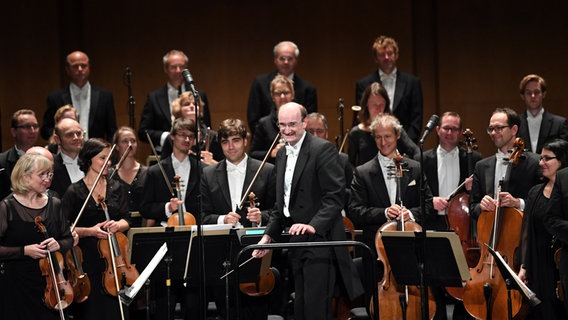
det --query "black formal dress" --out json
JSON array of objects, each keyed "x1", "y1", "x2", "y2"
[
  {"x1": 519, "y1": 183, "x2": 565, "y2": 319},
  {"x1": 355, "y1": 70, "x2": 423, "y2": 142},
  {"x1": 544, "y1": 168, "x2": 568, "y2": 317},
  {"x1": 108, "y1": 165, "x2": 148, "y2": 228},
  {"x1": 264, "y1": 133, "x2": 363, "y2": 320},
  {"x1": 41, "y1": 85, "x2": 117, "y2": 141},
  {"x1": 249, "y1": 112, "x2": 280, "y2": 163},
  {"x1": 247, "y1": 71, "x2": 317, "y2": 136},
  {"x1": 0, "y1": 147, "x2": 21, "y2": 200},
  {"x1": 0, "y1": 195, "x2": 73, "y2": 320},
  {"x1": 61, "y1": 179, "x2": 130, "y2": 320}
]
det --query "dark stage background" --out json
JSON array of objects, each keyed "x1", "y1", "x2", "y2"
[{"x1": 1, "y1": 1, "x2": 567, "y2": 158}]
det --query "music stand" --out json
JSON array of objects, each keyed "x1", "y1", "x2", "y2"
[{"x1": 379, "y1": 230, "x2": 470, "y2": 287}]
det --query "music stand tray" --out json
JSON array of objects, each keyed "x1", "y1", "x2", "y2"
[{"x1": 380, "y1": 231, "x2": 470, "y2": 287}]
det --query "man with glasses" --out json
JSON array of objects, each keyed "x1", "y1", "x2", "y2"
[
  {"x1": 254, "y1": 102, "x2": 363, "y2": 320},
  {"x1": 138, "y1": 49, "x2": 212, "y2": 152},
  {"x1": 420, "y1": 111, "x2": 482, "y2": 231},
  {"x1": 50, "y1": 118, "x2": 85, "y2": 198},
  {"x1": 517, "y1": 74, "x2": 568, "y2": 153},
  {"x1": 41, "y1": 51, "x2": 117, "y2": 141},
  {"x1": 470, "y1": 108, "x2": 541, "y2": 220},
  {"x1": 0, "y1": 109, "x2": 40, "y2": 200},
  {"x1": 247, "y1": 41, "x2": 318, "y2": 136}
]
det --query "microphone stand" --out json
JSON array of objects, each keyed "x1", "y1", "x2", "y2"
[
  {"x1": 418, "y1": 139, "x2": 429, "y2": 320},
  {"x1": 184, "y1": 76, "x2": 207, "y2": 320}
]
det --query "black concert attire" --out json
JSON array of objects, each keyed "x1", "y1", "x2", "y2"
[{"x1": 108, "y1": 165, "x2": 148, "y2": 228}]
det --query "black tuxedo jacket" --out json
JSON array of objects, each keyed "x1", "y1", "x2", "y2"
[
  {"x1": 138, "y1": 85, "x2": 211, "y2": 147},
  {"x1": 265, "y1": 133, "x2": 363, "y2": 300},
  {"x1": 41, "y1": 85, "x2": 117, "y2": 141},
  {"x1": 0, "y1": 147, "x2": 20, "y2": 200},
  {"x1": 518, "y1": 110, "x2": 568, "y2": 153},
  {"x1": 470, "y1": 152, "x2": 542, "y2": 219},
  {"x1": 420, "y1": 147, "x2": 482, "y2": 230},
  {"x1": 355, "y1": 70, "x2": 423, "y2": 142},
  {"x1": 200, "y1": 157, "x2": 275, "y2": 226},
  {"x1": 348, "y1": 156, "x2": 432, "y2": 251},
  {"x1": 247, "y1": 71, "x2": 317, "y2": 135},
  {"x1": 51, "y1": 153, "x2": 73, "y2": 199},
  {"x1": 141, "y1": 155, "x2": 203, "y2": 223}
]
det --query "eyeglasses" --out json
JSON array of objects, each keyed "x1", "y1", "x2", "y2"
[
  {"x1": 37, "y1": 172, "x2": 54, "y2": 180},
  {"x1": 278, "y1": 121, "x2": 301, "y2": 129},
  {"x1": 176, "y1": 133, "x2": 196, "y2": 140},
  {"x1": 273, "y1": 91, "x2": 292, "y2": 97},
  {"x1": 540, "y1": 156, "x2": 557, "y2": 162},
  {"x1": 440, "y1": 126, "x2": 460, "y2": 133},
  {"x1": 15, "y1": 124, "x2": 39, "y2": 130},
  {"x1": 486, "y1": 125, "x2": 510, "y2": 134}
]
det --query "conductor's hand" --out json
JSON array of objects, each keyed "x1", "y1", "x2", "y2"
[
  {"x1": 252, "y1": 234, "x2": 272, "y2": 258},
  {"x1": 246, "y1": 207, "x2": 262, "y2": 225},
  {"x1": 289, "y1": 223, "x2": 315, "y2": 235},
  {"x1": 479, "y1": 195, "x2": 497, "y2": 212},
  {"x1": 223, "y1": 212, "x2": 241, "y2": 226},
  {"x1": 432, "y1": 196, "x2": 449, "y2": 211}
]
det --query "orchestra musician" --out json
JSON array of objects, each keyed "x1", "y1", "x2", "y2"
[
  {"x1": 470, "y1": 107, "x2": 542, "y2": 222},
  {"x1": 253, "y1": 102, "x2": 363, "y2": 320},
  {"x1": 61, "y1": 138, "x2": 130, "y2": 320},
  {"x1": 519, "y1": 139, "x2": 568, "y2": 319},
  {"x1": 50, "y1": 118, "x2": 85, "y2": 199},
  {"x1": 140, "y1": 117, "x2": 204, "y2": 319},
  {"x1": 200, "y1": 118, "x2": 276, "y2": 319},
  {"x1": 347, "y1": 82, "x2": 419, "y2": 167},
  {"x1": 348, "y1": 113, "x2": 432, "y2": 255},
  {"x1": 0, "y1": 153, "x2": 73, "y2": 320}
]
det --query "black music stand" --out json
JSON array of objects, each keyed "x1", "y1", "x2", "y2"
[{"x1": 380, "y1": 230, "x2": 470, "y2": 287}]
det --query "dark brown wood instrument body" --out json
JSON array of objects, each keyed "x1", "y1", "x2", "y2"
[
  {"x1": 64, "y1": 246, "x2": 91, "y2": 303},
  {"x1": 98, "y1": 232, "x2": 139, "y2": 296}
]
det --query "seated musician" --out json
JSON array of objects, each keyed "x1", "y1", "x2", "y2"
[
  {"x1": 348, "y1": 113, "x2": 433, "y2": 255},
  {"x1": 201, "y1": 118, "x2": 275, "y2": 319},
  {"x1": 140, "y1": 117, "x2": 204, "y2": 319}
]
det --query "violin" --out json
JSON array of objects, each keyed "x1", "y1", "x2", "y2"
[
  {"x1": 370, "y1": 153, "x2": 436, "y2": 320},
  {"x1": 97, "y1": 196, "x2": 139, "y2": 297},
  {"x1": 445, "y1": 129, "x2": 480, "y2": 300},
  {"x1": 167, "y1": 175, "x2": 197, "y2": 226},
  {"x1": 34, "y1": 216, "x2": 74, "y2": 319},
  {"x1": 462, "y1": 138, "x2": 528, "y2": 319},
  {"x1": 64, "y1": 245, "x2": 91, "y2": 303},
  {"x1": 238, "y1": 192, "x2": 276, "y2": 297}
]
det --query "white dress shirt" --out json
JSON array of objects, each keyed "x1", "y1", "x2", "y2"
[
  {"x1": 217, "y1": 156, "x2": 248, "y2": 225},
  {"x1": 380, "y1": 68, "x2": 397, "y2": 110},
  {"x1": 526, "y1": 108, "x2": 544, "y2": 152},
  {"x1": 70, "y1": 82, "x2": 91, "y2": 139},
  {"x1": 283, "y1": 132, "x2": 306, "y2": 217},
  {"x1": 61, "y1": 152, "x2": 84, "y2": 183},
  {"x1": 437, "y1": 146, "x2": 460, "y2": 215}
]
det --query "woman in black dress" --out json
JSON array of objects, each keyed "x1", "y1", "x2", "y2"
[
  {"x1": 347, "y1": 82, "x2": 419, "y2": 166},
  {"x1": 109, "y1": 127, "x2": 148, "y2": 227},
  {"x1": 61, "y1": 138, "x2": 131, "y2": 320},
  {"x1": 0, "y1": 153, "x2": 73, "y2": 319},
  {"x1": 518, "y1": 139, "x2": 568, "y2": 319}
]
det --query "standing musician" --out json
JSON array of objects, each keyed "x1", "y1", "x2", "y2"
[
  {"x1": 544, "y1": 166, "x2": 568, "y2": 318},
  {"x1": 470, "y1": 107, "x2": 541, "y2": 221},
  {"x1": 140, "y1": 117, "x2": 204, "y2": 319},
  {"x1": 0, "y1": 153, "x2": 73, "y2": 320},
  {"x1": 253, "y1": 102, "x2": 364, "y2": 320},
  {"x1": 61, "y1": 138, "x2": 131, "y2": 320},
  {"x1": 50, "y1": 118, "x2": 85, "y2": 199},
  {"x1": 348, "y1": 113, "x2": 433, "y2": 256},
  {"x1": 200, "y1": 118, "x2": 275, "y2": 319}
]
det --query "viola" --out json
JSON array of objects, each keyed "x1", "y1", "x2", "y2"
[
  {"x1": 97, "y1": 196, "x2": 140, "y2": 297},
  {"x1": 64, "y1": 245, "x2": 91, "y2": 303},
  {"x1": 462, "y1": 138, "x2": 529, "y2": 319},
  {"x1": 34, "y1": 216, "x2": 74, "y2": 319},
  {"x1": 167, "y1": 175, "x2": 197, "y2": 226},
  {"x1": 370, "y1": 153, "x2": 436, "y2": 320},
  {"x1": 239, "y1": 192, "x2": 276, "y2": 297}
]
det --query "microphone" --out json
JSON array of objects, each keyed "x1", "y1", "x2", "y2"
[
  {"x1": 181, "y1": 69, "x2": 195, "y2": 90},
  {"x1": 419, "y1": 114, "x2": 440, "y2": 144}
]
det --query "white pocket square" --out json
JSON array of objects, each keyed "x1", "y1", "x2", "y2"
[{"x1": 408, "y1": 180, "x2": 416, "y2": 186}]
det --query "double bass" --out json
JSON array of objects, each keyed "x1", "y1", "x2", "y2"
[
  {"x1": 371, "y1": 153, "x2": 436, "y2": 320},
  {"x1": 462, "y1": 138, "x2": 528, "y2": 319}
]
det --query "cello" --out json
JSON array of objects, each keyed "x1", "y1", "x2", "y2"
[
  {"x1": 462, "y1": 138, "x2": 528, "y2": 319},
  {"x1": 371, "y1": 153, "x2": 436, "y2": 320},
  {"x1": 34, "y1": 216, "x2": 74, "y2": 320}
]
